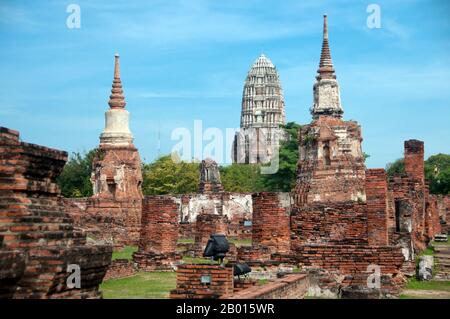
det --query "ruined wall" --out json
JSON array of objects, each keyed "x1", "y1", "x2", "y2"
[
  {"x1": 294, "y1": 116, "x2": 366, "y2": 206},
  {"x1": 290, "y1": 202, "x2": 368, "y2": 246},
  {"x1": 386, "y1": 140, "x2": 435, "y2": 254},
  {"x1": 0, "y1": 127, "x2": 111, "y2": 299},
  {"x1": 294, "y1": 244, "x2": 405, "y2": 295},
  {"x1": 175, "y1": 193, "x2": 252, "y2": 240},
  {"x1": 170, "y1": 264, "x2": 234, "y2": 299},
  {"x1": 365, "y1": 169, "x2": 389, "y2": 245},
  {"x1": 251, "y1": 192, "x2": 291, "y2": 254},
  {"x1": 133, "y1": 196, "x2": 181, "y2": 271}
]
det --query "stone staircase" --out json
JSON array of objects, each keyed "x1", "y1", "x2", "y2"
[{"x1": 434, "y1": 245, "x2": 450, "y2": 281}]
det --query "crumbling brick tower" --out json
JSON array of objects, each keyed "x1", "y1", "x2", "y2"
[
  {"x1": 198, "y1": 158, "x2": 224, "y2": 194},
  {"x1": 290, "y1": 16, "x2": 404, "y2": 296},
  {"x1": 293, "y1": 16, "x2": 365, "y2": 206},
  {"x1": 88, "y1": 54, "x2": 143, "y2": 245},
  {"x1": 0, "y1": 127, "x2": 111, "y2": 298},
  {"x1": 386, "y1": 139, "x2": 439, "y2": 258}
]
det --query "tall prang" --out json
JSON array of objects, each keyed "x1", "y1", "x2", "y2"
[
  {"x1": 232, "y1": 54, "x2": 287, "y2": 164},
  {"x1": 89, "y1": 54, "x2": 143, "y2": 245},
  {"x1": 294, "y1": 15, "x2": 366, "y2": 205}
]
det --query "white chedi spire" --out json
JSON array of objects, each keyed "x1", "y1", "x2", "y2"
[
  {"x1": 100, "y1": 53, "x2": 133, "y2": 146},
  {"x1": 310, "y1": 15, "x2": 344, "y2": 119}
]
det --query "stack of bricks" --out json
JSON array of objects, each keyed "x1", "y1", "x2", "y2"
[
  {"x1": 170, "y1": 264, "x2": 234, "y2": 299},
  {"x1": 194, "y1": 213, "x2": 228, "y2": 257},
  {"x1": 133, "y1": 195, "x2": 181, "y2": 271},
  {"x1": 251, "y1": 192, "x2": 291, "y2": 254},
  {"x1": 0, "y1": 127, "x2": 112, "y2": 299},
  {"x1": 365, "y1": 169, "x2": 389, "y2": 245},
  {"x1": 290, "y1": 202, "x2": 368, "y2": 246}
]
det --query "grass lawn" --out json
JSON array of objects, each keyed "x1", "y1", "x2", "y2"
[
  {"x1": 112, "y1": 246, "x2": 138, "y2": 260},
  {"x1": 405, "y1": 278, "x2": 450, "y2": 292},
  {"x1": 230, "y1": 238, "x2": 252, "y2": 247},
  {"x1": 100, "y1": 272, "x2": 177, "y2": 299},
  {"x1": 431, "y1": 240, "x2": 450, "y2": 247},
  {"x1": 178, "y1": 238, "x2": 194, "y2": 244},
  {"x1": 182, "y1": 256, "x2": 223, "y2": 264},
  {"x1": 177, "y1": 237, "x2": 252, "y2": 247}
]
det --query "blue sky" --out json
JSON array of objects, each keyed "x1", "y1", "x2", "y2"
[{"x1": 0, "y1": 0, "x2": 449, "y2": 168}]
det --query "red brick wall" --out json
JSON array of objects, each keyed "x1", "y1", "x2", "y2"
[
  {"x1": 170, "y1": 264, "x2": 234, "y2": 299},
  {"x1": 365, "y1": 169, "x2": 389, "y2": 245},
  {"x1": 294, "y1": 244, "x2": 404, "y2": 294},
  {"x1": 139, "y1": 196, "x2": 179, "y2": 253},
  {"x1": 133, "y1": 195, "x2": 181, "y2": 271},
  {"x1": 291, "y1": 202, "x2": 368, "y2": 246},
  {"x1": 252, "y1": 192, "x2": 291, "y2": 254}
]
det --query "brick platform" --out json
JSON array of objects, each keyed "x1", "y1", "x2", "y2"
[{"x1": 170, "y1": 264, "x2": 234, "y2": 299}]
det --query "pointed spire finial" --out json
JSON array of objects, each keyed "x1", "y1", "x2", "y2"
[
  {"x1": 317, "y1": 14, "x2": 336, "y2": 80},
  {"x1": 108, "y1": 53, "x2": 126, "y2": 109}
]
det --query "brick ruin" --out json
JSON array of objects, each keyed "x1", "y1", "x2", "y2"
[
  {"x1": 0, "y1": 127, "x2": 111, "y2": 298},
  {"x1": 199, "y1": 158, "x2": 224, "y2": 194},
  {"x1": 234, "y1": 15, "x2": 446, "y2": 298},
  {"x1": 170, "y1": 264, "x2": 234, "y2": 299},
  {"x1": 64, "y1": 54, "x2": 142, "y2": 247},
  {"x1": 133, "y1": 196, "x2": 181, "y2": 271},
  {"x1": 2, "y1": 17, "x2": 448, "y2": 300}
]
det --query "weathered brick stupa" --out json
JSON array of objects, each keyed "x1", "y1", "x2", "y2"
[
  {"x1": 232, "y1": 54, "x2": 287, "y2": 164},
  {"x1": 0, "y1": 127, "x2": 111, "y2": 299},
  {"x1": 294, "y1": 15, "x2": 365, "y2": 206},
  {"x1": 84, "y1": 54, "x2": 143, "y2": 245}
]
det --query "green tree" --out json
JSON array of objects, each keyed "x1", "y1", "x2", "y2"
[
  {"x1": 386, "y1": 154, "x2": 450, "y2": 195},
  {"x1": 220, "y1": 164, "x2": 265, "y2": 192},
  {"x1": 57, "y1": 149, "x2": 97, "y2": 198},
  {"x1": 261, "y1": 122, "x2": 300, "y2": 192},
  {"x1": 425, "y1": 154, "x2": 450, "y2": 195},
  {"x1": 142, "y1": 155, "x2": 199, "y2": 195},
  {"x1": 386, "y1": 158, "x2": 405, "y2": 176}
]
